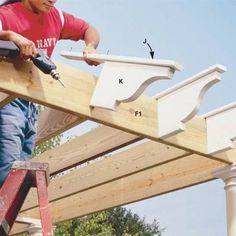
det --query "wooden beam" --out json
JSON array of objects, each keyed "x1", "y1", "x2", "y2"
[
  {"x1": 22, "y1": 140, "x2": 189, "y2": 211},
  {"x1": 11, "y1": 154, "x2": 226, "y2": 235},
  {"x1": 0, "y1": 59, "x2": 232, "y2": 162},
  {"x1": 0, "y1": 92, "x2": 87, "y2": 147},
  {"x1": 36, "y1": 107, "x2": 86, "y2": 145},
  {"x1": 215, "y1": 143, "x2": 236, "y2": 163},
  {"x1": 0, "y1": 92, "x2": 16, "y2": 107},
  {"x1": 36, "y1": 113, "x2": 236, "y2": 168},
  {"x1": 33, "y1": 125, "x2": 140, "y2": 174},
  {"x1": 0, "y1": 60, "x2": 158, "y2": 139}
]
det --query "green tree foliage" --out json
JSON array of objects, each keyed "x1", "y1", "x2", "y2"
[
  {"x1": 54, "y1": 207, "x2": 163, "y2": 236},
  {"x1": 55, "y1": 211, "x2": 113, "y2": 236},
  {"x1": 33, "y1": 134, "x2": 62, "y2": 157}
]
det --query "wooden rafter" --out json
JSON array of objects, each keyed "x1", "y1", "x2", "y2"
[
  {"x1": 0, "y1": 57, "x2": 233, "y2": 235},
  {"x1": 22, "y1": 139, "x2": 189, "y2": 211},
  {"x1": 11, "y1": 126, "x2": 227, "y2": 234},
  {"x1": 11, "y1": 154, "x2": 226, "y2": 235},
  {"x1": 34, "y1": 125, "x2": 141, "y2": 174},
  {"x1": 0, "y1": 92, "x2": 16, "y2": 107},
  {"x1": 0, "y1": 59, "x2": 234, "y2": 163}
]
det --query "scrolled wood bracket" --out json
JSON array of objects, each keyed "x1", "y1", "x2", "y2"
[
  {"x1": 155, "y1": 64, "x2": 226, "y2": 138},
  {"x1": 60, "y1": 51, "x2": 183, "y2": 110}
]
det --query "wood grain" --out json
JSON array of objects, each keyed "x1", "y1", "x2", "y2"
[
  {"x1": 0, "y1": 59, "x2": 233, "y2": 162},
  {"x1": 11, "y1": 154, "x2": 226, "y2": 235},
  {"x1": 22, "y1": 140, "x2": 188, "y2": 211},
  {"x1": 36, "y1": 107, "x2": 85, "y2": 144}
]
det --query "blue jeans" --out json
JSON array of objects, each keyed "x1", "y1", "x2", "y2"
[{"x1": 0, "y1": 99, "x2": 38, "y2": 187}]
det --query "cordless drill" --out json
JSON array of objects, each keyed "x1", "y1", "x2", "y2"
[{"x1": 0, "y1": 40, "x2": 65, "y2": 87}]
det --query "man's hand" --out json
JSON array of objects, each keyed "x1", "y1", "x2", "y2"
[
  {"x1": 8, "y1": 31, "x2": 37, "y2": 59},
  {"x1": 83, "y1": 25, "x2": 100, "y2": 66},
  {"x1": 83, "y1": 44, "x2": 100, "y2": 66}
]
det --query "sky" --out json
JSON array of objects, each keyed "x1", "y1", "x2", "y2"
[{"x1": 52, "y1": 1, "x2": 236, "y2": 235}]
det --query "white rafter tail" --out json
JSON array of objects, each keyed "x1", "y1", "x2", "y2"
[
  {"x1": 60, "y1": 51, "x2": 183, "y2": 110},
  {"x1": 155, "y1": 64, "x2": 227, "y2": 138},
  {"x1": 202, "y1": 102, "x2": 236, "y2": 155}
]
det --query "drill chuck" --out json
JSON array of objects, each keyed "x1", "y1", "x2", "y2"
[
  {"x1": 50, "y1": 69, "x2": 65, "y2": 87},
  {"x1": 50, "y1": 69, "x2": 60, "y2": 80}
]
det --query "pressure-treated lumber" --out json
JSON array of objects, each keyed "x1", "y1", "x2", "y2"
[
  {"x1": 36, "y1": 107, "x2": 86, "y2": 145},
  {"x1": 0, "y1": 59, "x2": 233, "y2": 162},
  {"x1": 0, "y1": 92, "x2": 15, "y2": 107},
  {"x1": 0, "y1": 93, "x2": 86, "y2": 145},
  {"x1": 0, "y1": 59, "x2": 158, "y2": 140},
  {"x1": 214, "y1": 143, "x2": 236, "y2": 163},
  {"x1": 22, "y1": 140, "x2": 189, "y2": 211},
  {"x1": 34, "y1": 125, "x2": 141, "y2": 174},
  {"x1": 11, "y1": 154, "x2": 227, "y2": 235}
]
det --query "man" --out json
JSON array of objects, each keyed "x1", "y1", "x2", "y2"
[{"x1": 0, "y1": 0, "x2": 100, "y2": 186}]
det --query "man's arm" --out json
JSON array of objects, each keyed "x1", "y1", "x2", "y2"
[
  {"x1": 0, "y1": 30, "x2": 10, "y2": 40},
  {"x1": 0, "y1": 30, "x2": 37, "y2": 58},
  {"x1": 83, "y1": 25, "x2": 100, "y2": 66}
]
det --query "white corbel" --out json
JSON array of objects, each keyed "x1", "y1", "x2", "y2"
[
  {"x1": 154, "y1": 64, "x2": 226, "y2": 138},
  {"x1": 203, "y1": 102, "x2": 236, "y2": 155},
  {"x1": 60, "y1": 52, "x2": 183, "y2": 110}
]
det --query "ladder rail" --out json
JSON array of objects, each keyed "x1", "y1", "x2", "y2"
[{"x1": 0, "y1": 161, "x2": 53, "y2": 236}]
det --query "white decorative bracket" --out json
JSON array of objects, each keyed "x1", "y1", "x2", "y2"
[
  {"x1": 60, "y1": 52, "x2": 183, "y2": 110},
  {"x1": 203, "y1": 103, "x2": 236, "y2": 154},
  {"x1": 154, "y1": 64, "x2": 226, "y2": 138}
]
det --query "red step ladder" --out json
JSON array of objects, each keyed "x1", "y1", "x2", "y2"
[{"x1": 0, "y1": 161, "x2": 53, "y2": 236}]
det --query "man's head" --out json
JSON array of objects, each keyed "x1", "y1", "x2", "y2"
[
  {"x1": 0, "y1": 0, "x2": 57, "y2": 13},
  {"x1": 22, "y1": 0, "x2": 57, "y2": 13}
]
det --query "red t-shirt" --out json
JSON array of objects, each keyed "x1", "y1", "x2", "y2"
[{"x1": 0, "y1": 2, "x2": 89, "y2": 56}]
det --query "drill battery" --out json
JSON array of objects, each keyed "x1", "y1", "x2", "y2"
[{"x1": 0, "y1": 40, "x2": 20, "y2": 58}]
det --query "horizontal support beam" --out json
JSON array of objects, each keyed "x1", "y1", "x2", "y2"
[
  {"x1": 0, "y1": 59, "x2": 233, "y2": 163},
  {"x1": 215, "y1": 141, "x2": 236, "y2": 163},
  {"x1": 0, "y1": 92, "x2": 16, "y2": 107},
  {"x1": 0, "y1": 93, "x2": 86, "y2": 146},
  {"x1": 0, "y1": 92, "x2": 86, "y2": 145},
  {"x1": 22, "y1": 140, "x2": 188, "y2": 211},
  {"x1": 33, "y1": 125, "x2": 140, "y2": 174},
  {"x1": 0, "y1": 59, "x2": 158, "y2": 139},
  {"x1": 11, "y1": 154, "x2": 226, "y2": 235}
]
